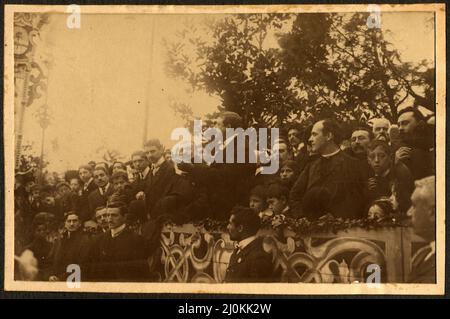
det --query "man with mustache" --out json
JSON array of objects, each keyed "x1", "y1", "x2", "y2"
[
  {"x1": 346, "y1": 126, "x2": 373, "y2": 180},
  {"x1": 372, "y1": 118, "x2": 391, "y2": 143},
  {"x1": 395, "y1": 107, "x2": 434, "y2": 180}
]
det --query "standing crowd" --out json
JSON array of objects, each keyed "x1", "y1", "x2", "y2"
[{"x1": 14, "y1": 107, "x2": 436, "y2": 283}]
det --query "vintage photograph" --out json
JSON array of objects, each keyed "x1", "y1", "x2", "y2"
[{"x1": 3, "y1": 4, "x2": 445, "y2": 294}]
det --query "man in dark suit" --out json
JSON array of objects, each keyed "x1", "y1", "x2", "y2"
[
  {"x1": 143, "y1": 139, "x2": 182, "y2": 218},
  {"x1": 48, "y1": 212, "x2": 91, "y2": 281},
  {"x1": 224, "y1": 206, "x2": 274, "y2": 283},
  {"x1": 346, "y1": 126, "x2": 373, "y2": 180},
  {"x1": 178, "y1": 112, "x2": 256, "y2": 221},
  {"x1": 77, "y1": 165, "x2": 97, "y2": 221},
  {"x1": 88, "y1": 167, "x2": 114, "y2": 219},
  {"x1": 87, "y1": 201, "x2": 151, "y2": 282},
  {"x1": 407, "y1": 176, "x2": 435, "y2": 283},
  {"x1": 395, "y1": 107, "x2": 434, "y2": 180},
  {"x1": 130, "y1": 151, "x2": 151, "y2": 199},
  {"x1": 289, "y1": 119, "x2": 367, "y2": 219}
]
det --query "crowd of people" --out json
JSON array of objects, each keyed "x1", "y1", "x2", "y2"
[{"x1": 14, "y1": 106, "x2": 436, "y2": 283}]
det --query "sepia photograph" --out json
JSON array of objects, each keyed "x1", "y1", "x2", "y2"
[{"x1": 3, "y1": 3, "x2": 445, "y2": 295}]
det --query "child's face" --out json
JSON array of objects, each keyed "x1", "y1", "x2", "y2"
[
  {"x1": 280, "y1": 166, "x2": 295, "y2": 180},
  {"x1": 249, "y1": 195, "x2": 265, "y2": 212},
  {"x1": 267, "y1": 197, "x2": 287, "y2": 215},
  {"x1": 368, "y1": 204, "x2": 384, "y2": 220},
  {"x1": 368, "y1": 146, "x2": 391, "y2": 175},
  {"x1": 112, "y1": 177, "x2": 127, "y2": 192}
]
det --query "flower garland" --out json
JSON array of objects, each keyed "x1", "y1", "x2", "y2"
[{"x1": 191, "y1": 213, "x2": 407, "y2": 236}]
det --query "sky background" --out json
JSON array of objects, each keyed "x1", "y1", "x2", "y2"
[{"x1": 19, "y1": 11, "x2": 434, "y2": 172}]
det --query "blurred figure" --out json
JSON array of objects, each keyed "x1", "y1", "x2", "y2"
[
  {"x1": 112, "y1": 161, "x2": 127, "y2": 175},
  {"x1": 83, "y1": 220, "x2": 99, "y2": 237},
  {"x1": 69, "y1": 177, "x2": 82, "y2": 195},
  {"x1": 55, "y1": 182, "x2": 73, "y2": 217},
  {"x1": 78, "y1": 164, "x2": 97, "y2": 221},
  {"x1": 407, "y1": 176, "x2": 435, "y2": 283},
  {"x1": 21, "y1": 215, "x2": 54, "y2": 280}
]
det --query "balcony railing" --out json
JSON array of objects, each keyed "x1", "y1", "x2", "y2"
[{"x1": 160, "y1": 224, "x2": 426, "y2": 283}]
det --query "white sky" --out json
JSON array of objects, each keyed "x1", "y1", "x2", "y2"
[{"x1": 21, "y1": 12, "x2": 434, "y2": 172}]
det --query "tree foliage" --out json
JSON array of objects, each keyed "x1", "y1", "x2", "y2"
[{"x1": 165, "y1": 13, "x2": 434, "y2": 126}]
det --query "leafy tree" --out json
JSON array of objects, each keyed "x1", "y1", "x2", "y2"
[
  {"x1": 165, "y1": 14, "x2": 296, "y2": 127},
  {"x1": 278, "y1": 13, "x2": 435, "y2": 123},
  {"x1": 166, "y1": 13, "x2": 434, "y2": 126}
]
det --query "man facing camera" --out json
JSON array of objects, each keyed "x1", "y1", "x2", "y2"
[
  {"x1": 407, "y1": 176, "x2": 436, "y2": 283},
  {"x1": 224, "y1": 206, "x2": 274, "y2": 283},
  {"x1": 87, "y1": 201, "x2": 151, "y2": 282}
]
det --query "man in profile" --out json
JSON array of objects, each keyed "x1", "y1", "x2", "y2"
[
  {"x1": 224, "y1": 206, "x2": 274, "y2": 283},
  {"x1": 289, "y1": 119, "x2": 367, "y2": 219},
  {"x1": 396, "y1": 107, "x2": 434, "y2": 180},
  {"x1": 407, "y1": 176, "x2": 436, "y2": 283}
]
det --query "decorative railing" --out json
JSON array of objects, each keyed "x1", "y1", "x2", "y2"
[{"x1": 160, "y1": 224, "x2": 426, "y2": 283}]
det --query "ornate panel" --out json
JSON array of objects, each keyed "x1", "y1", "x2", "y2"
[{"x1": 160, "y1": 225, "x2": 426, "y2": 283}]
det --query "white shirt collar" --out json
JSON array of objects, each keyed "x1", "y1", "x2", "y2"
[
  {"x1": 424, "y1": 241, "x2": 435, "y2": 262},
  {"x1": 152, "y1": 156, "x2": 165, "y2": 169},
  {"x1": 111, "y1": 224, "x2": 126, "y2": 238},
  {"x1": 84, "y1": 178, "x2": 94, "y2": 190},
  {"x1": 322, "y1": 149, "x2": 340, "y2": 158},
  {"x1": 99, "y1": 183, "x2": 110, "y2": 195},
  {"x1": 237, "y1": 235, "x2": 256, "y2": 251},
  {"x1": 141, "y1": 166, "x2": 150, "y2": 179}
]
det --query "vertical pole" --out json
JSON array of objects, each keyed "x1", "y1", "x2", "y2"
[
  {"x1": 142, "y1": 16, "x2": 156, "y2": 147},
  {"x1": 39, "y1": 126, "x2": 46, "y2": 184}
]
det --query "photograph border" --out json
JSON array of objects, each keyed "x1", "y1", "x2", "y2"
[{"x1": 3, "y1": 3, "x2": 446, "y2": 295}]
